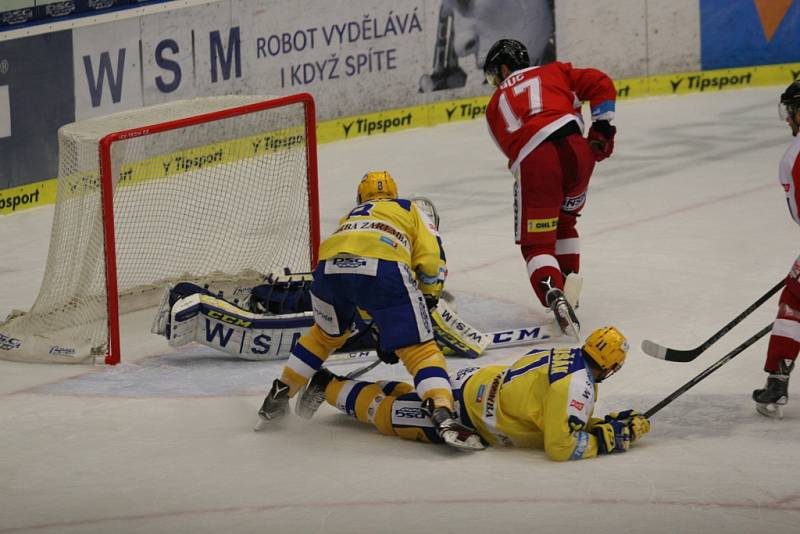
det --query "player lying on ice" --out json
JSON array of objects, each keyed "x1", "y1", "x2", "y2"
[{"x1": 290, "y1": 326, "x2": 650, "y2": 461}]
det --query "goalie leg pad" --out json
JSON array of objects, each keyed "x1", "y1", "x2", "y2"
[
  {"x1": 431, "y1": 300, "x2": 491, "y2": 358},
  {"x1": 250, "y1": 273, "x2": 313, "y2": 315},
  {"x1": 160, "y1": 292, "x2": 314, "y2": 360}
]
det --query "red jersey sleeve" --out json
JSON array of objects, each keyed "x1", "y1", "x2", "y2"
[{"x1": 563, "y1": 63, "x2": 617, "y2": 121}]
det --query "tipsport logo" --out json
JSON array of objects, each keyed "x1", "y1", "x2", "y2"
[
  {"x1": 341, "y1": 113, "x2": 412, "y2": 137},
  {"x1": 669, "y1": 72, "x2": 753, "y2": 93},
  {"x1": 0, "y1": 188, "x2": 41, "y2": 212}
]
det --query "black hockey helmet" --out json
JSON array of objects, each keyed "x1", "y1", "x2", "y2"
[
  {"x1": 483, "y1": 38, "x2": 530, "y2": 87},
  {"x1": 780, "y1": 80, "x2": 800, "y2": 135},
  {"x1": 781, "y1": 80, "x2": 800, "y2": 109}
]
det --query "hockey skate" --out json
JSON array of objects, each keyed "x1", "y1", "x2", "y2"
[
  {"x1": 541, "y1": 277, "x2": 581, "y2": 342},
  {"x1": 421, "y1": 398, "x2": 485, "y2": 451},
  {"x1": 254, "y1": 378, "x2": 291, "y2": 430},
  {"x1": 753, "y1": 359, "x2": 794, "y2": 419},
  {"x1": 296, "y1": 368, "x2": 337, "y2": 419}
]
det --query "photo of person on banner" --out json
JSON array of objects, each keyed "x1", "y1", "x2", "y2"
[{"x1": 420, "y1": 0, "x2": 555, "y2": 92}]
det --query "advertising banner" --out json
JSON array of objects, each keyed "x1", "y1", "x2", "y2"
[
  {"x1": 72, "y1": 17, "x2": 143, "y2": 120},
  {"x1": 0, "y1": 31, "x2": 74, "y2": 192},
  {"x1": 140, "y1": 0, "x2": 233, "y2": 104},
  {"x1": 135, "y1": 0, "x2": 556, "y2": 120},
  {"x1": 701, "y1": 0, "x2": 800, "y2": 69}
]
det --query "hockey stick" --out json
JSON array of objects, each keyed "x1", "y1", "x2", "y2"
[
  {"x1": 641, "y1": 279, "x2": 785, "y2": 362},
  {"x1": 325, "y1": 323, "x2": 557, "y2": 364},
  {"x1": 343, "y1": 358, "x2": 382, "y2": 378},
  {"x1": 643, "y1": 323, "x2": 773, "y2": 418}
]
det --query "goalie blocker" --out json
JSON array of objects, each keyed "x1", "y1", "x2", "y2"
[{"x1": 151, "y1": 276, "x2": 557, "y2": 361}]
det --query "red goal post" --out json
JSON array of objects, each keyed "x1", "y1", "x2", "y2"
[{"x1": 0, "y1": 94, "x2": 319, "y2": 365}]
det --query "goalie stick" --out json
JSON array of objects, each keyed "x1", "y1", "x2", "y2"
[
  {"x1": 641, "y1": 278, "x2": 785, "y2": 362},
  {"x1": 324, "y1": 322, "x2": 557, "y2": 364},
  {"x1": 644, "y1": 323, "x2": 773, "y2": 418}
]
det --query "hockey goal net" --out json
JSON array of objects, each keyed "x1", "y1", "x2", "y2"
[{"x1": 0, "y1": 94, "x2": 319, "y2": 364}]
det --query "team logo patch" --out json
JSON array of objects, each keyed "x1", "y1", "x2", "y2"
[
  {"x1": 527, "y1": 217, "x2": 558, "y2": 233},
  {"x1": 332, "y1": 257, "x2": 368, "y2": 268},
  {"x1": 394, "y1": 406, "x2": 426, "y2": 419},
  {"x1": 562, "y1": 192, "x2": 586, "y2": 212},
  {"x1": 391, "y1": 400, "x2": 434, "y2": 427}
]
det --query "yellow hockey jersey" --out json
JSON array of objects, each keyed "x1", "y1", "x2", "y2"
[
  {"x1": 318, "y1": 199, "x2": 446, "y2": 296},
  {"x1": 461, "y1": 347, "x2": 603, "y2": 461}
]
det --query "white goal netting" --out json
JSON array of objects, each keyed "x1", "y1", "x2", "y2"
[{"x1": 0, "y1": 95, "x2": 317, "y2": 363}]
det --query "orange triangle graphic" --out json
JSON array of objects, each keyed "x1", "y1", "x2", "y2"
[{"x1": 754, "y1": 0, "x2": 793, "y2": 41}]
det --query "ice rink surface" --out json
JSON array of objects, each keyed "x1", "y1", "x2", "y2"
[{"x1": 2, "y1": 86, "x2": 799, "y2": 533}]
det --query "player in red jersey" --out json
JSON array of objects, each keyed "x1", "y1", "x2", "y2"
[
  {"x1": 483, "y1": 38, "x2": 617, "y2": 339},
  {"x1": 753, "y1": 81, "x2": 800, "y2": 418}
]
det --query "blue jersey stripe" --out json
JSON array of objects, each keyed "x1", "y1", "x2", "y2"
[
  {"x1": 393, "y1": 199, "x2": 412, "y2": 211},
  {"x1": 291, "y1": 344, "x2": 324, "y2": 371},
  {"x1": 345, "y1": 382, "x2": 369, "y2": 416},
  {"x1": 591, "y1": 100, "x2": 615, "y2": 118},
  {"x1": 413, "y1": 366, "x2": 450, "y2": 387},
  {"x1": 453, "y1": 379, "x2": 475, "y2": 430},
  {"x1": 381, "y1": 381, "x2": 401, "y2": 395},
  {"x1": 504, "y1": 354, "x2": 550, "y2": 383}
]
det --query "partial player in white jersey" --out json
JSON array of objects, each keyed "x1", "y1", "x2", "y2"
[
  {"x1": 753, "y1": 81, "x2": 800, "y2": 418},
  {"x1": 293, "y1": 326, "x2": 651, "y2": 461}
]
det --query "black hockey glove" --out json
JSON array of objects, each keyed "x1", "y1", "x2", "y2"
[
  {"x1": 587, "y1": 120, "x2": 616, "y2": 162},
  {"x1": 377, "y1": 347, "x2": 400, "y2": 365}
]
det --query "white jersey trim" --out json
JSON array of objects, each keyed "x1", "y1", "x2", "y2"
[
  {"x1": 397, "y1": 263, "x2": 434, "y2": 343},
  {"x1": 510, "y1": 114, "x2": 581, "y2": 175},
  {"x1": 772, "y1": 318, "x2": 800, "y2": 343},
  {"x1": 556, "y1": 237, "x2": 580, "y2": 256},
  {"x1": 286, "y1": 354, "x2": 317, "y2": 381},
  {"x1": 526, "y1": 254, "x2": 561, "y2": 278}
]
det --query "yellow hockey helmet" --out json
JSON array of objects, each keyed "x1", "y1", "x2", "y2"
[
  {"x1": 582, "y1": 326, "x2": 629, "y2": 382},
  {"x1": 357, "y1": 171, "x2": 398, "y2": 204}
]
